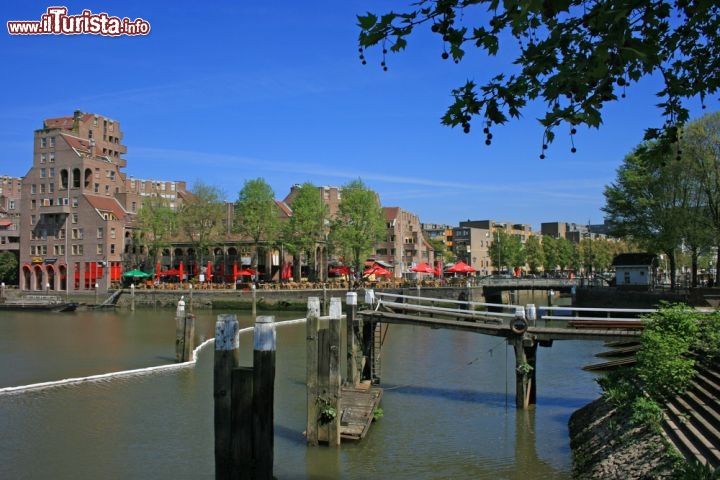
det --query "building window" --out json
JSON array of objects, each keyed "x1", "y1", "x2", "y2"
[
  {"x1": 41, "y1": 137, "x2": 47, "y2": 148},
  {"x1": 110, "y1": 244, "x2": 116, "y2": 254},
  {"x1": 72, "y1": 244, "x2": 83, "y2": 255},
  {"x1": 31, "y1": 184, "x2": 37, "y2": 194},
  {"x1": 58, "y1": 228, "x2": 65, "y2": 239},
  {"x1": 40, "y1": 184, "x2": 46, "y2": 194},
  {"x1": 49, "y1": 167, "x2": 55, "y2": 178},
  {"x1": 30, "y1": 215, "x2": 36, "y2": 225},
  {"x1": 30, "y1": 199, "x2": 36, "y2": 209},
  {"x1": 8, "y1": 200, "x2": 14, "y2": 209},
  {"x1": 40, "y1": 153, "x2": 46, "y2": 163},
  {"x1": 94, "y1": 183, "x2": 99, "y2": 193},
  {"x1": 50, "y1": 137, "x2": 55, "y2": 147},
  {"x1": 72, "y1": 197, "x2": 78, "y2": 207},
  {"x1": 72, "y1": 213, "x2": 78, "y2": 224},
  {"x1": 40, "y1": 168, "x2": 46, "y2": 178},
  {"x1": 49, "y1": 183, "x2": 54, "y2": 193},
  {"x1": 131, "y1": 201, "x2": 136, "y2": 212},
  {"x1": 97, "y1": 227, "x2": 104, "y2": 239},
  {"x1": 105, "y1": 185, "x2": 109, "y2": 195},
  {"x1": 97, "y1": 244, "x2": 104, "y2": 255},
  {"x1": 110, "y1": 227, "x2": 116, "y2": 239},
  {"x1": 49, "y1": 152, "x2": 55, "y2": 163}
]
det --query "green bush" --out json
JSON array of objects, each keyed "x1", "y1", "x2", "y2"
[
  {"x1": 630, "y1": 396, "x2": 663, "y2": 429},
  {"x1": 636, "y1": 303, "x2": 698, "y2": 400}
]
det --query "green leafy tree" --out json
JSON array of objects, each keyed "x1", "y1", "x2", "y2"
[
  {"x1": 524, "y1": 235, "x2": 544, "y2": 274},
  {"x1": 541, "y1": 235, "x2": 559, "y2": 273},
  {"x1": 282, "y1": 182, "x2": 329, "y2": 281},
  {"x1": 329, "y1": 179, "x2": 386, "y2": 276},
  {"x1": 179, "y1": 180, "x2": 226, "y2": 271},
  {"x1": 603, "y1": 142, "x2": 698, "y2": 289},
  {"x1": 556, "y1": 237, "x2": 575, "y2": 272},
  {"x1": 234, "y1": 178, "x2": 280, "y2": 273},
  {"x1": 357, "y1": 1, "x2": 718, "y2": 154},
  {"x1": 0, "y1": 252, "x2": 18, "y2": 285},
  {"x1": 488, "y1": 230, "x2": 523, "y2": 273},
  {"x1": 135, "y1": 197, "x2": 178, "y2": 266},
  {"x1": 428, "y1": 237, "x2": 451, "y2": 264},
  {"x1": 683, "y1": 111, "x2": 720, "y2": 284}
]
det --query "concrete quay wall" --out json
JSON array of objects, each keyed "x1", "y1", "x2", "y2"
[{"x1": 108, "y1": 285, "x2": 484, "y2": 310}]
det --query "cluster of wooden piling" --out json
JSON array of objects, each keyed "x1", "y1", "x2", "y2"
[
  {"x1": 203, "y1": 293, "x2": 380, "y2": 478},
  {"x1": 213, "y1": 314, "x2": 276, "y2": 480}
]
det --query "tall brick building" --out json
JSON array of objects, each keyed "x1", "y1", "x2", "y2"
[{"x1": 19, "y1": 111, "x2": 130, "y2": 293}]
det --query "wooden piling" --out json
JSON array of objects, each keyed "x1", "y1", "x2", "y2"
[
  {"x1": 174, "y1": 295, "x2": 195, "y2": 362},
  {"x1": 511, "y1": 335, "x2": 538, "y2": 409},
  {"x1": 346, "y1": 292, "x2": 361, "y2": 386},
  {"x1": 327, "y1": 298, "x2": 342, "y2": 447},
  {"x1": 231, "y1": 367, "x2": 253, "y2": 480},
  {"x1": 252, "y1": 315, "x2": 276, "y2": 479},
  {"x1": 130, "y1": 284, "x2": 135, "y2": 311},
  {"x1": 214, "y1": 314, "x2": 240, "y2": 480},
  {"x1": 306, "y1": 297, "x2": 320, "y2": 446},
  {"x1": 251, "y1": 284, "x2": 257, "y2": 318}
]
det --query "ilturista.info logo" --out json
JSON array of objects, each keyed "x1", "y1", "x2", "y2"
[{"x1": 7, "y1": 7, "x2": 150, "y2": 36}]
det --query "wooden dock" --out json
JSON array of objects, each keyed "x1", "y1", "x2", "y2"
[{"x1": 339, "y1": 383, "x2": 383, "y2": 441}]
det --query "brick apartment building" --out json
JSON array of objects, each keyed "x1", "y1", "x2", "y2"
[
  {"x1": 0, "y1": 175, "x2": 22, "y2": 258},
  {"x1": 18, "y1": 111, "x2": 134, "y2": 293},
  {"x1": 375, "y1": 207, "x2": 435, "y2": 279}
]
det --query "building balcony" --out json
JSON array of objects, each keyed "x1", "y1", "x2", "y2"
[{"x1": 41, "y1": 204, "x2": 72, "y2": 215}]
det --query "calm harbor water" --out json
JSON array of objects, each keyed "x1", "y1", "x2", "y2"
[{"x1": 0, "y1": 292, "x2": 603, "y2": 479}]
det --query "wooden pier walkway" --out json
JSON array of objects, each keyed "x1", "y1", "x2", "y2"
[{"x1": 340, "y1": 383, "x2": 383, "y2": 441}]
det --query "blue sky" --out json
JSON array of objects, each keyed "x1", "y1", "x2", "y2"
[{"x1": 2, "y1": 1, "x2": 717, "y2": 231}]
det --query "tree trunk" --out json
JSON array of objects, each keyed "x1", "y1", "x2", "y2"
[{"x1": 668, "y1": 250, "x2": 677, "y2": 291}]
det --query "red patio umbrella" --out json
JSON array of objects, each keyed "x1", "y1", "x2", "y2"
[
  {"x1": 207, "y1": 260, "x2": 212, "y2": 282},
  {"x1": 446, "y1": 261, "x2": 476, "y2": 274},
  {"x1": 411, "y1": 262, "x2": 435, "y2": 274},
  {"x1": 156, "y1": 261, "x2": 161, "y2": 283},
  {"x1": 233, "y1": 261, "x2": 238, "y2": 284},
  {"x1": 237, "y1": 268, "x2": 257, "y2": 276},
  {"x1": 282, "y1": 262, "x2": 292, "y2": 280},
  {"x1": 160, "y1": 268, "x2": 181, "y2": 276},
  {"x1": 329, "y1": 265, "x2": 351, "y2": 276},
  {"x1": 434, "y1": 261, "x2": 444, "y2": 277},
  {"x1": 178, "y1": 262, "x2": 184, "y2": 280},
  {"x1": 363, "y1": 265, "x2": 391, "y2": 277}
]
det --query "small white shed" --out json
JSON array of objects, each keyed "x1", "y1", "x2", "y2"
[{"x1": 612, "y1": 253, "x2": 658, "y2": 290}]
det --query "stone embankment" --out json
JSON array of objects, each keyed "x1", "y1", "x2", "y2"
[
  {"x1": 569, "y1": 398, "x2": 677, "y2": 479},
  {"x1": 569, "y1": 358, "x2": 720, "y2": 479}
]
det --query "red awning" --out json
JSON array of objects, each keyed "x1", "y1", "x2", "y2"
[{"x1": 0, "y1": 219, "x2": 12, "y2": 227}]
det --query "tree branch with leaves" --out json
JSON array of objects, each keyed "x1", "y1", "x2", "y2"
[{"x1": 357, "y1": 0, "x2": 719, "y2": 156}]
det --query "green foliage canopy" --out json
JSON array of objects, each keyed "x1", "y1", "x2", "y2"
[
  {"x1": 234, "y1": 178, "x2": 280, "y2": 269},
  {"x1": 357, "y1": 0, "x2": 719, "y2": 152},
  {"x1": 329, "y1": 179, "x2": 386, "y2": 274},
  {"x1": 179, "y1": 180, "x2": 226, "y2": 265},
  {"x1": 0, "y1": 252, "x2": 18, "y2": 285}
]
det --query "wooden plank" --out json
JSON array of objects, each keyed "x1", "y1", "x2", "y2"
[{"x1": 339, "y1": 386, "x2": 383, "y2": 441}]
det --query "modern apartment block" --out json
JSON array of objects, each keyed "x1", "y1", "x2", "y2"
[
  {"x1": 451, "y1": 219, "x2": 536, "y2": 274},
  {"x1": 0, "y1": 175, "x2": 22, "y2": 256},
  {"x1": 19, "y1": 111, "x2": 134, "y2": 293},
  {"x1": 540, "y1": 221, "x2": 608, "y2": 243}
]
